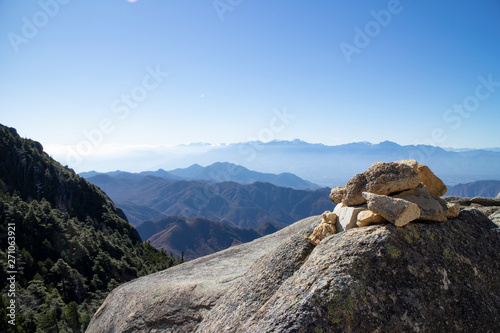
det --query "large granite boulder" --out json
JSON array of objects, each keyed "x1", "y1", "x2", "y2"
[
  {"x1": 330, "y1": 161, "x2": 420, "y2": 206},
  {"x1": 87, "y1": 210, "x2": 500, "y2": 332},
  {"x1": 85, "y1": 216, "x2": 320, "y2": 332}
]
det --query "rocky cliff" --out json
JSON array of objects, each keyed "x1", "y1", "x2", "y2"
[{"x1": 86, "y1": 161, "x2": 500, "y2": 332}]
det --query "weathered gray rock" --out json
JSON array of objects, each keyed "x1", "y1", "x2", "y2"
[
  {"x1": 396, "y1": 159, "x2": 447, "y2": 198},
  {"x1": 394, "y1": 183, "x2": 447, "y2": 222},
  {"x1": 363, "y1": 192, "x2": 420, "y2": 227},
  {"x1": 356, "y1": 209, "x2": 387, "y2": 227},
  {"x1": 444, "y1": 196, "x2": 500, "y2": 227},
  {"x1": 333, "y1": 203, "x2": 366, "y2": 232},
  {"x1": 85, "y1": 216, "x2": 321, "y2": 333},
  {"x1": 87, "y1": 211, "x2": 500, "y2": 333},
  {"x1": 331, "y1": 161, "x2": 420, "y2": 206},
  {"x1": 469, "y1": 196, "x2": 500, "y2": 206}
]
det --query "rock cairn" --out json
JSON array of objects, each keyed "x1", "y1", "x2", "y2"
[{"x1": 309, "y1": 159, "x2": 460, "y2": 245}]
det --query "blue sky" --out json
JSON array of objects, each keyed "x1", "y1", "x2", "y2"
[{"x1": 1, "y1": 0, "x2": 499, "y2": 171}]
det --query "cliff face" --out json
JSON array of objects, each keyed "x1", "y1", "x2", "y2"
[{"x1": 87, "y1": 208, "x2": 500, "y2": 332}]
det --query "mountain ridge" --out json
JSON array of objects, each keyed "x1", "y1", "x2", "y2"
[
  {"x1": 136, "y1": 216, "x2": 277, "y2": 261},
  {"x1": 85, "y1": 174, "x2": 333, "y2": 228},
  {"x1": 80, "y1": 161, "x2": 320, "y2": 190},
  {"x1": 447, "y1": 180, "x2": 500, "y2": 198}
]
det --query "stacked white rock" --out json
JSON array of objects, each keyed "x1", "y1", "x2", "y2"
[{"x1": 309, "y1": 160, "x2": 460, "y2": 245}]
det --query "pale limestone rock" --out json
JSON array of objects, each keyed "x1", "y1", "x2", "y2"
[
  {"x1": 446, "y1": 202, "x2": 460, "y2": 219},
  {"x1": 356, "y1": 210, "x2": 387, "y2": 227},
  {"x1": 308, "y1": 211, "x2": 337, "y2": 245},
  {"x1": 396, "y1": 159, "x2": 447, "y2": 198},
  {"x1": 329, "y1": 186, "x2": 345, "y2": 205},
  {"x1": 321, "y1": 210, "x2": 338, "y2": 224},
  {"x1": 308, "y1": 223, "x2": 336, "y2": 245},
  {"x1": 338, "y1": 162, "x2": 420, "y2": 206},
  {"x1": 437, "y1": 198, "x2": 461, "y2": 220},
  {"x1": 362, "y1": 192, "x2": 420, "y2": 227},
  {"x1": 333, "y1": 203, "x2": 366, "y2": 232},
  {"x1": 394, "y1": 183, "x2": 447, "y2": 222}
]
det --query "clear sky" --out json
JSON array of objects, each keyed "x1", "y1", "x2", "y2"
[{"x1": 1, "y1": 0, "x2": 499, "y2": 170}]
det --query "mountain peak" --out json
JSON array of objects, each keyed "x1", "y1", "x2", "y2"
[{"x1": 378, "y1": 140, "x2": 400, "y2": 146}]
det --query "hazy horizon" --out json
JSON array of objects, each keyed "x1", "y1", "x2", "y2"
[{"x1": 34, "y1": 137, "x2": 500, "y2": 188}]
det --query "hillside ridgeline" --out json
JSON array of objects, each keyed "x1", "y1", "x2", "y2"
[
  {"x1": 86, "y1": 175, "x2": 332, "y2": 228},
  {"x1": 136, "y1": 216, "x2": 278, "y2": 261},
  {"x1": 0, "y1": 125, "x2": 180, "y2": 332}
]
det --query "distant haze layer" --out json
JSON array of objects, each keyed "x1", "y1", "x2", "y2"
[{"x1": 53, "y1": 140, "x2": 500, "y2": 187}]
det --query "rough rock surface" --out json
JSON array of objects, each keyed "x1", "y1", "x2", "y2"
[
  {"x1": 209, "y1": 210, "x2": 500, "y2": 333},
  {"x1": 333, "y1": 203, "x2": 366, "y2": 232},
  {"x1": 363, "y1": 192, "x2": 421, "y2": 227},
  {"x1": 444, "y1": 196, "x2": 500, "y2": 227},
  {"x1": 85, "y1": 216, "x2": 320, "y2": 333},
  {"x1": 394, "y1": 183, "x2": 447, "y2": 222},
  {"x1": 87, "y1": 210, "x2": 500, "y2": 333},
  {"x1": 330, "y1": 162, "x2": 420, "y2": 206},
  {"x1": 397, "y1": 159, "x2": 447, "y2": 198}
]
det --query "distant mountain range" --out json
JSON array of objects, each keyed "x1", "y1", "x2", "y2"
[
  {"x1": 84, "y1": 166, "x2": 331, "y2": 261},
  {"x1": 446, "y1": 180, "x2": 500, "y2": 198},
  {"x1": 136, "y1": 216, "x2": 279, "y2": 261},
  {"x1": 76, "y1": 140, "x2": 500, "y2": 187},
  {"x1": 85, "y1": 174, "x2": 332, "y2": 228},
  {"x1": 80, "y1": 162, "x2": 320, "y2": 190}
]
